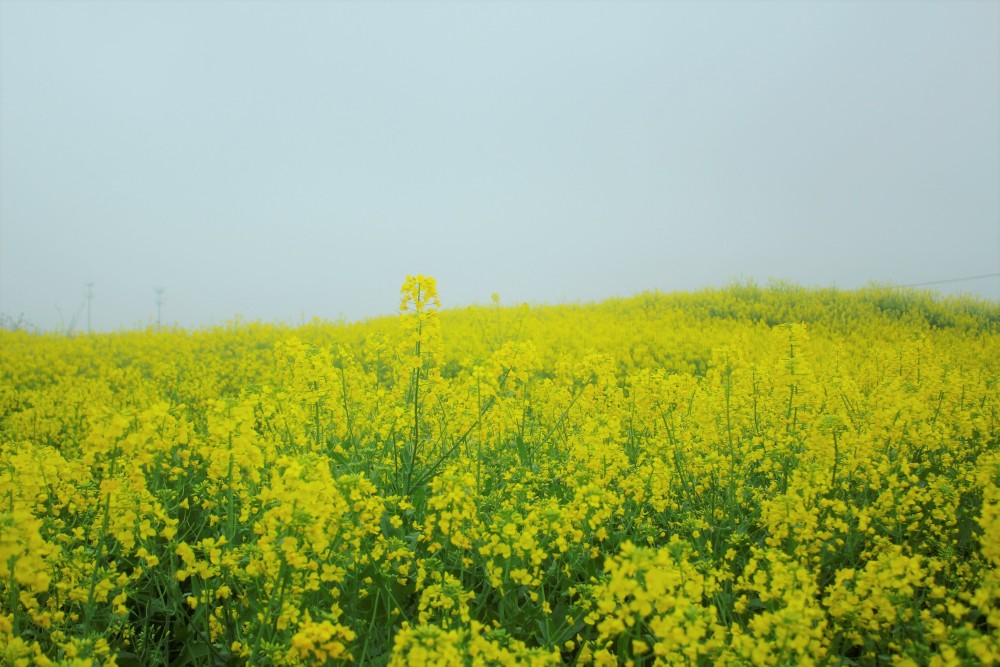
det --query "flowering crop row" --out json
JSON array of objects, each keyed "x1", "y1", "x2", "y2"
[{"x1": 2, "y1": 279, "x2": 998, "y2": 665}]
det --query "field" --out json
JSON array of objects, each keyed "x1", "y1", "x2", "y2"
[{"x1": 2, "y1": 278, "x2": 999, "y2": 666}]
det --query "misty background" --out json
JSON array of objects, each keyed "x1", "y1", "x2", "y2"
[{"x1": 1, "y1": 1, "x2": 998, "y2": 332}]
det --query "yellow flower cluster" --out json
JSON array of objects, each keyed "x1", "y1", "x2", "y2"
[
  {"x1": 389, "y1": 621, "x2": 559, "y2": 666},
  {"x1": 581, "y1": 540, "x2": 725, "y2": 664},
  {"x1": 1, "y1": 279, "x2": 998, "y2": 664},
  {"x1": 288, "y1": 613, "x2": 356, "y2": 664}
]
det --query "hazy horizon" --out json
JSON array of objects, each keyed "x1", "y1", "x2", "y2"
[
  {"x1": 2, "y1": 1, "x2": 998, "y2": 332},
  {"x1": 3, "y1": 275, "x2": 1000, "y2": 334}
]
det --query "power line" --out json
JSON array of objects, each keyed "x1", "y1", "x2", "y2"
[{"x1": 900, "y1": 272, "x2": 1000, "y2": 288}]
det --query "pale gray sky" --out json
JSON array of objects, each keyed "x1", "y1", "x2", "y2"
[{"x1": 1, "y1": 1, "x2": 998, "y2": 332}]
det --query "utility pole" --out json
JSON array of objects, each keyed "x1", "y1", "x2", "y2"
[
  {"x1": 154, "y1": 287, "x2": 165, "y2": 329},
  {"x1": 85, "y1": 282, "x2": 94, "y2": 334}
]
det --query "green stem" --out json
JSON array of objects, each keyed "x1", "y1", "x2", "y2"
[{"x1": 84, "y1": 492, "x2": 113, "y2": 630}]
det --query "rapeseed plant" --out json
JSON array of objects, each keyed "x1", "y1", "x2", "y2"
[{"x1": 1, "y1": 279, "x2": 998, "y2": 664}]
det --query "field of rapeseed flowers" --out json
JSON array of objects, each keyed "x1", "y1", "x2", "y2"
[{"x1": 2, "y1": 278, "x2": 999, "y2": 666}]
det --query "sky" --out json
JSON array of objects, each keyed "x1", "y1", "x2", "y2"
[{"x1": 1, "y1": 0, "x2": 998, "y2": 332}]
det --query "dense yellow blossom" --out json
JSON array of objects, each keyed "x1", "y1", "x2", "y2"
[{"x1": 1, "y1": 280, "x2": 998, "y2": 663}]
